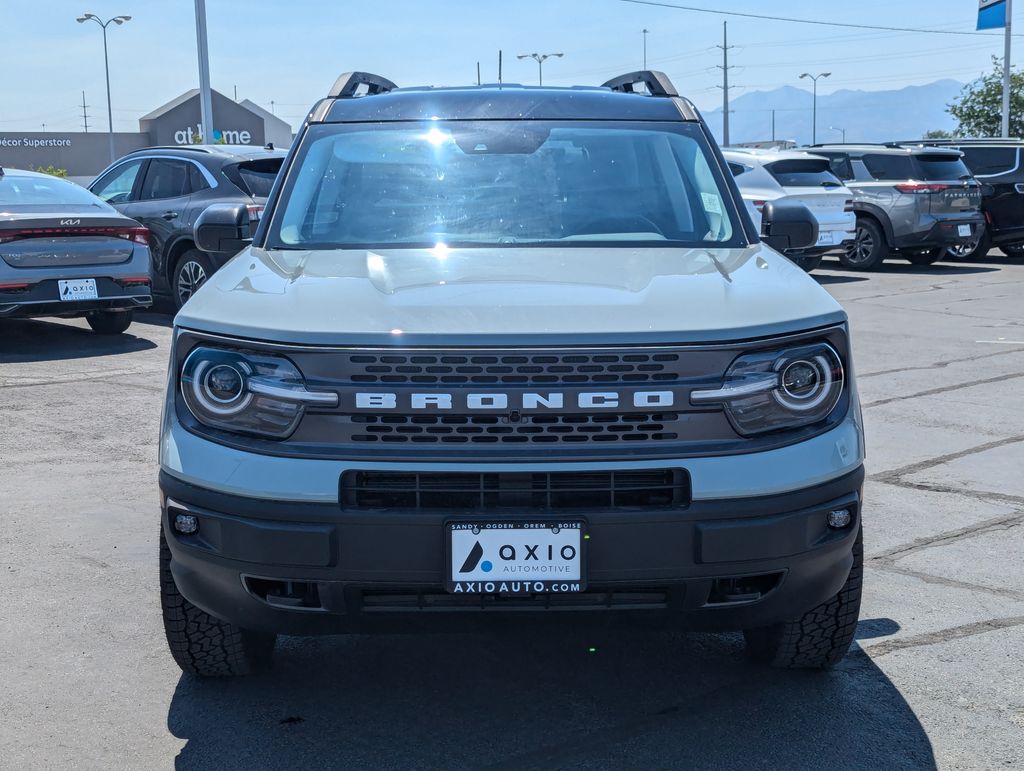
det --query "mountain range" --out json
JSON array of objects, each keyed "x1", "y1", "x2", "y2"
[{"x1": 701, "y1": 79, "x2": 965, "y2": 146}]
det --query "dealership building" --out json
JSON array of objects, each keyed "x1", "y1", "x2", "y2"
[{"x1": 0, "y1": 89, "x2": 292, "y2": 184}]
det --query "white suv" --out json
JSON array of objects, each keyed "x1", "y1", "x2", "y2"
[{"x1": 724, "y1": 148, "x2": 855, "y2": 272}]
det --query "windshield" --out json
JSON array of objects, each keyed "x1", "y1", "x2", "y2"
[
  {"x1": 268, "y1": 121, "x2": 740, "y2": 249},
  {"x1": 0, "y1": 173, "x2": 111, "y2": 213}
]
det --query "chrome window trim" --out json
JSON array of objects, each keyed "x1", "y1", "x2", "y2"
[{"x1": 91, "y1": 154, "x2": 219, "y2": 193}]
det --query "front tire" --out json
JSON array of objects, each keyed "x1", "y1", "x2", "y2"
[
  {"x1": 743, "y1": 528, "x2": 863, "y2": 669},
  {"x1": 160, "y1": 528, "x2": 275, "y2": 677},
  {"x1": 905, "y1": 248, "x2": 945, "y2": 266},
  {"x1": 86, "y1": 309, "x2": 133, "y2": 334},
  {"x1": 172, "y1": 250, "x2": 214, "y2": 310},
  {"x1": 839, "y1": 218, "x2": 887, "y2": 270}
]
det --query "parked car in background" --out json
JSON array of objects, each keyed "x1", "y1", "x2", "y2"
[
  {"x1": 0, "y1": 166, "x2": 151, "y2": 334},
  {"x1": 89, "y1": 144, "x2": 286, "y2": 309},
  {"x1": 724, "y1": 148, "x2": 854, "y2": 272},
  {"x1": 811, "y1": 144, "x2": 984, "y2": 270},
  {"x1": 903, "y1": 138, "x2": 1024, "y2": 261}
]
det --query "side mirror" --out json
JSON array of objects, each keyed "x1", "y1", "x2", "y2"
[
  {"x1": 194, "y1": 203, "x2": 253, "y2": 254},
  {"x1": 760, "y1": 201, "x2": 819, "y2": 252}
]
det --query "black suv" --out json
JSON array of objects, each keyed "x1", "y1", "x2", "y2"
[
  {"x1": 905, "y1": 138, "x2": 1024, "y2": 260},
  {"x1": 89, "y1": 144, "x2": 286, "y2": 308}
]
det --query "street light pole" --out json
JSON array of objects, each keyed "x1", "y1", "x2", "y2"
[
  {"x1": 800, "y1": 72, "x2": 831, "y2": 145},
  {"x1": 517, "y1": 52, "x2": 563, "y2": 86},
  {"x1": 194, "y1": 0, "x2": 214, "y2": 145},
  {"x1": 77, "y1": 13, "x2": 131, "y2": 163},
  {"x1": 829, "y1": 125, "x2": 847, "y2": 143},
  {"x1": 642, "y1": 29, "x2": 649, "y2": 69}
]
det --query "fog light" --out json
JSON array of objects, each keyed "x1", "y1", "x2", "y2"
[
  {"x1": 827, "y1": 509, "x2": 852, "y2": 529},
  {"x1": 174, "y1": 513, "x2": 199, "y2": 534}
]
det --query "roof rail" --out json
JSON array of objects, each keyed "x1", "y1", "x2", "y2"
[
  {"x1": 328, "y1": 72, "x2": 398, "y2": 99},
  {"x1": 601, "y1": 70, "x2": 678, "y2": 97}
]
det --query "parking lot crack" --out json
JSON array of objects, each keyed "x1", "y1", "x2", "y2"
[
  {"x1": 864, "y1": 616, "x2": 1024, "y2": 657},
  {"x1": 858, "y1": 348, "x2": 1024, "y2": 379},
  {"x1": 870, "y1": 435, "x2": 1024, "y2": 483},
  {"x1": 870, "y1": 561, "x2": 1024, "y2": 601},
  {"x1": 862, "y1": 373, "x2": 1024, "y2": 408},
  {"x1": 868, "y1": 512, "x2": 1024, "y2": 562}
]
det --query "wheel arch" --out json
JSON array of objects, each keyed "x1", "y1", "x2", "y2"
[
  {"x1": 165, "y1": 238, "x2": 199, "y2": 285},
  {"x1": 852, "y1": 205, "x2": 894, "y2": 247}
]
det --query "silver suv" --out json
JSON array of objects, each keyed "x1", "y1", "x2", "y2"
[
  {"x1": 812, "y1": 144, "x2": 984, "y2": 269},
  {"x1": 158, "y1": 71, "x2": 865, "y2": 676}
]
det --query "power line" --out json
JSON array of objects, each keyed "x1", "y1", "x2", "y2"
[{"x1": 617, "y1": 0, "x2": 1023, "y2": 37}]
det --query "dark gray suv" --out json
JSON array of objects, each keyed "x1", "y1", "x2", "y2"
[
  {"x1": 812, "y1": 144, "x2": 984, "y2": 270},
  {"x1": 89, "y1": 144, "x2": 285, "y2": 308}
]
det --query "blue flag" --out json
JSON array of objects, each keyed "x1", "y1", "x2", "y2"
[{"x1": 978, "y1": 0, "x2": 1008, "y2": 30}]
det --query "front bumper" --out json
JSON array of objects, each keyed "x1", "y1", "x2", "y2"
[
  {"x1": 0, "y1": 277, "x2": 151, "y2": 318},
  {"x1": 160, "y1": 465, "x2": 864, "y2": 635}
]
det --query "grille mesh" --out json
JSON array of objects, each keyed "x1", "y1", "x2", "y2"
[
  {"x1": 347, "y1": 351, "x2": 681, "y2": 385},
  {"x1": 350, "y1": 412, "x2": 680, "y2": 444},
  {"x1": 340, "y1": 469, "x2": 690, "y2": 510}
]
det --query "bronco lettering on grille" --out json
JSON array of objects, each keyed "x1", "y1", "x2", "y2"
[{"x1": 353, "y1": 390, "x2": 675, "y2": 410}]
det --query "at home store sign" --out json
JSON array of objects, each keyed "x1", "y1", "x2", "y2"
[{"x1": 173, "y1": 124, "x2": 252, "y2": 145}]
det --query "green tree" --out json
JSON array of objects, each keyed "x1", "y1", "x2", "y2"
[
  {"x1": 34, "y1": 165, "x2": 68, "y2": 178},
  {"x1": 948, "y1": 56, "x2": 1024, "y2": 137},
  {"x1": 923, "y1": 129, "x2": 954, "y2": 139}
]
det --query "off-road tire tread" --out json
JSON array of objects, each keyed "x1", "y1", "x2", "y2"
[
  {"x1": 744, "y1": 529, "x2": 862, "y2": 669},
  {"x1": 160, "y1": 528, "x2": 274, "y2": 676}
]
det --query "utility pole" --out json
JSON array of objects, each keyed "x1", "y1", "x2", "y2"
[
  {"x1": 498, "y1": 50, "x2": 503, "y2": 84},
  {"x1": 715, "y1": 21, "x2": 736, "y2": 146},
  {"x1": 194, "y1": 0, "x2": 214, "y2": 143},
  {"x1": 477, "y1": 61, "x2": 481, "y2": 85},
  {"x1": 1003, "y1": 0, "x2": 1014, "y2": 137},
  {"x1": 771, "y1": 109, "x2": 776, "y2": 142},
  {"x1": 270, "y1": 100, "x2": 275, "y2": 115},
  {"x1": 81, "y1": 91, "x2": 91, "y2": 132},
  {"x1": 642, "y1": 28, "x2": 649, "y2": 69},
  {"x1": 233, "y1": 84, "x2": 238, "y2": 101}
]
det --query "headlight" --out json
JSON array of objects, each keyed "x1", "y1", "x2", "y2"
[
  {"x1": 691, "y1": 342, "x2": 844, "y2": 436},
  {"x1": 180, "y1": 346, "x2": 337, "y2": 439}
]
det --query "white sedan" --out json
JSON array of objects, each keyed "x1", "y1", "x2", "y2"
[{"x1": 723, "y1": 148, "x2": 856, "y2": 272}]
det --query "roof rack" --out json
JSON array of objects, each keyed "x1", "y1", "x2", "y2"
[
  {"x1": 601, "y1": 70, "x2": 678, "y2": 97},
  {"x1": 328, "y1": 72, "x2": 398, "y2": 99}
]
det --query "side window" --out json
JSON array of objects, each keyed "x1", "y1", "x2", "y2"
[
  {"x1": 862, "y1": 154, "x2": 914, "y2": 181},
  {"x1": 189, "y1": 164, "x2": 211, "y2": 192},
  {"x1": 90, "y1": 160, "x2": 144, "y2": 204},
  {"x1": 819, "y1": 154, "x2": 854, "y2": 181},
  {"x1": 960, "y1": 146, "x2": 1018, "y2": 176},
  {"x1": 727, "y1": 162, "x2": 746, "y2": 177},
  {"x1": 138, "y1": 159, "x2": 192, "y2": 201}
]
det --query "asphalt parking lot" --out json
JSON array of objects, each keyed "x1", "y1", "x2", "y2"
[{"x1": 2, "y1": 254, "x2": 1023, "y2": 770}]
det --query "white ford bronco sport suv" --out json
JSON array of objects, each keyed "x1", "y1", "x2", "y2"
[{"x1": 159, "y1": 71, "x2": 865, "y2": 676}]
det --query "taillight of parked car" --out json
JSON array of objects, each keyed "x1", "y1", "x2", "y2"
[
  {"x1": 246, "y1": 204, "x2": 264, "y2": 224},
  {"x1": 893, "y1": 183, "x2": 951, "y2": 194},
  {"x1": 752, "y1": 200, "x2": 767, "y2": 213},
  {"x1": 0, "y1": 225, "x2": 150, "y2": 245}
]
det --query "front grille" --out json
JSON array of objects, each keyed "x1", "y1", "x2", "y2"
[
  {"x1": 340, "y1": 469, "x2": 690, "y2": 511},
  {"x1": 347, "y1": 351, "x2": 681, "y2": 385},
  {"x1": 350, "y1": 412, "x2": 680, "y2": 444}
]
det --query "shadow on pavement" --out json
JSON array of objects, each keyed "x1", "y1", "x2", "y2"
[
  {"x1": 814, "y1": 274, "x2": 870, "y2": 286},
  {"x1": 167, "y1": 622, "x2": 934, "y2": 769},
  {"x1": 0, "y1": 317, "x2": 157, "y2": 362}
]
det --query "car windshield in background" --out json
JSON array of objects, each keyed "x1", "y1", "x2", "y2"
[
  {"x1": 229, "y1": 158, "x2": 283, "y2": 198},
  {"x1": 915, "y1": 154, "x2": 972, "y2": 181},
  {"x1": 269, "y1": 121, "x2": 738, "y2": 249},
  {"x1": 766, "y1": 159, "x2": 843, "y2": 188},
  {"x1": 0, "y1": 173, "x2": 111, "y2": 212}
]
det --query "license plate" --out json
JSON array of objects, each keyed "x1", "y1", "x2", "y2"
[
  {"x1": 816, "y1": 231, "x2": 837, "y2": 246},
  {"x1": 958, "y1": 225, "x2": 972, "y2": 238},
  {"x1": 58, "y1": 278, "x2": 98, "y2": 301},
  {"x1": 446, "y1": 521, "x2": 586, "y2": 594}
]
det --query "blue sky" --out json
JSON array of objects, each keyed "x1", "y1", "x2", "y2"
[{"x1": 0, "y1": 0, "x2": 1017, "y2": 133}]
